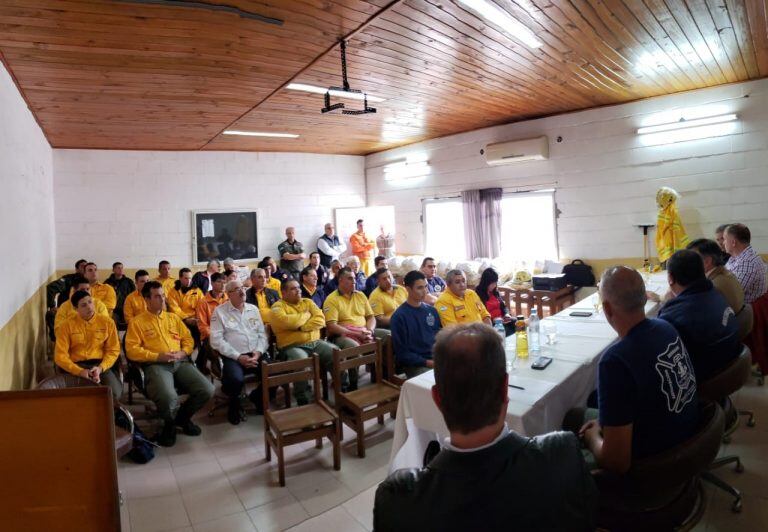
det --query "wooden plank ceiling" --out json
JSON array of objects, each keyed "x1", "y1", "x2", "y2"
[{"x1": 1, "y1": 0, "x2": 767, "y2": 155}]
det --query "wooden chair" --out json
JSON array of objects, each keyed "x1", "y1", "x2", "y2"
[
  {"x1": 262, "y1": 354, "x2": 341, "y2": 486},
  {"x1": 497, "y1": 286, "x2": 515, "y2": 315},
  {"x1": 382, "y1": 335, "x2": 406, "y2": 386},
  {"x1": 207, "y1": 347, "x2": 290, "y2": 419},
  {"x1": 332, "y1": 340, "x2": 401, "y2": 457}
]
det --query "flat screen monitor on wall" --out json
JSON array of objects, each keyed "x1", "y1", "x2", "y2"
[{"x1": 192, "y1": 210, "x2": 258, "y2": 265}]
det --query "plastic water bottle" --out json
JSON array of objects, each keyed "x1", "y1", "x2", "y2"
[
  {"x1": 493, "y1": 318, "x2": 505, "y2": 340},
  {"x1": 528, "y1": 309, "x2": 540, "y2": 354}
]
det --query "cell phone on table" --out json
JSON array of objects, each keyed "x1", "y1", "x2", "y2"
[
  {"x1": 569, "y1": 311, "x2": 593, "y2": 317},
  {"x1": 531, "y1": 356, "x2": 553, "y2": 370}
]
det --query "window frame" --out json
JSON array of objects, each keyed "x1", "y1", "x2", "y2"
[{"x1": 421, "y1": 189, "x2": 559, "y2": 261}]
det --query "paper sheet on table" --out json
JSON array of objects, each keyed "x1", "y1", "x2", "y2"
[
  {"x1": 541, "y1": 336, "x2": 612, "y2": 364},
  {"x1": 544, "y1": 317, "x2": 615, "y2": 339},
  {"x1": 507, "y1": 375, "x2": 557, "y2": 406}
]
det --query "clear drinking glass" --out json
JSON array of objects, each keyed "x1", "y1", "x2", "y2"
[{"x1": 542, "y1": 321, "x2": 557, "y2": 345}]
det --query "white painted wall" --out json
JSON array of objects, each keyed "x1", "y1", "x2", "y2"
[
  {"x1": 53, "y1": 150, "x2": 366, "y2": 269},
  {"x1": 366, "y1": 79, "x2": 768, "y2": 260},
  {"x1": 0, "y1": 61, "x2": 54, "y2": 328}
]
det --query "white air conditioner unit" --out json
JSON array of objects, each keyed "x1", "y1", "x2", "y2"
[{"x1": 484, "y1": 136, "x2": 549, "y2": 165}]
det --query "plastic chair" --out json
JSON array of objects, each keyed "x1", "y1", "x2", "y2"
[
  {"x1": 697, "y1": 345, "x2": 756, "y2": 512},
  {"x1": 593, "y1": 400, "x2": 725, "y2": 530}
]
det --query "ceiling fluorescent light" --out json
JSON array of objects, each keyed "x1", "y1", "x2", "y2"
[
  {"x1": 223, "y1": 130, "x2": 299, "y2": 138},
  {"x1": 637, "y1": 113, "x2": 737, "y2": 135},
  {"x1": 458, "y1": 0, "x2": 543, "y2": 49},
  {"x1": 286, "y1": 83, "x2": 385, "y2": 103}
]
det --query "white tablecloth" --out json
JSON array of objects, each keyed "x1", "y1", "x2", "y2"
[{"x1": 388, "y1": 272, "x2": 667, "y2": 472}]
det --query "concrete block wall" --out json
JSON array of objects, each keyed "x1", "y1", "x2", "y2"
[
  {"x1": 53, "y1": 150, "x2": 366, "y2": 270},
  {"x1": 366, "y1": 78, "x2": 768, "y2": 261},
  {"x1": 0, "y1": 61, "x2": 54, "y2": 328}
]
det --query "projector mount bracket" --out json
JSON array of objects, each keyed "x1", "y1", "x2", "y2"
[{"x1": 321, "y1": 40, "x2": 376, "y2": 115}]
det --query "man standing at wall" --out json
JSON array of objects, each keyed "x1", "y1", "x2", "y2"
[
  {"x1": 350, "y1": 219, "x2": 376, "y2": 276},
  {"x1": 278, "y1": 226, "x2": 306, "y2": 280},
  {"x1": 317, "y1": 222, "x2": 346, "y2": 268}
]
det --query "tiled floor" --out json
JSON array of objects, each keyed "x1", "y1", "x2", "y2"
[
  {"x1": 119, "y1": 381, "x2": 390, "y2": 532},
  {"x1": 119, "y1": 379, "x2": 768, "y2": 531}
]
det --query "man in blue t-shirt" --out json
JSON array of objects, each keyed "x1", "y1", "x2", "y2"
[
  {"x1": 390, "y1": 270, "x2": 442, "y2": 378},
  {"x1": 421, "y1": 257, "x2": 447, "y2": 305},
  {"x1": 658, "y1": 250, "x2": 741, "y2": 382},
  {"x1": 580, "y1": 266, "x2": 698, "y2": 473}
]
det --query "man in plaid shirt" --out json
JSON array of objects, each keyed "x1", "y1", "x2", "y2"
[{"x1": 724, "y1": 224, "x2": 767, "y2": 304}]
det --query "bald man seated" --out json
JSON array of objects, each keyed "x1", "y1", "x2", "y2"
[{"x1": 565, "y1": 266, "x2": 699, "y2": 476}]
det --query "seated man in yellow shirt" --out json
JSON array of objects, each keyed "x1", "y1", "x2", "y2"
[
  {"x1": 167, "y1": 267, "x2": 204, "y2": 347},
  {"x1": 54, "y1": 275, "x2": 111, "y2": 335},
  {"x1": 156, "y1": 259, "x2": 176, "y2": 294},
  {"x1": 368, "y1": 268, "x2": 407, "y2": 329},
  {"x1": 245, "y1": 267, "x2": 280, "y2": 327},
  {"x1": 270, "y1": 278, "x2": 337, "y2": 404},
  {"x1": 435, "y1": 270, "x2": 492, "y2": 327},
  {"x1": 54, "y1": 290, "x2": 122, "y2": 401},
  {"x1": 324, "y1": 267, "x2": 387, "y2": 390},
  {"x1": 123, "y1": 270, "x2": 150, "y2": 325},
  {"x1": 125, "y1": 281, "x2": 214, "y2": 447},
  {"x1": 84, "y1": 262, "x2": 117, "y2": 314}
]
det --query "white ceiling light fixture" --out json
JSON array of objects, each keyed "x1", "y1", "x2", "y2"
[
  {"x1": 636, "y1": 113, "x2": 738, "y2": 135},
  {"x1": 223, "y1": 130, "x2": 299, "y2": 138},
  {"x1": 457, "y1": 0, "x2": 543, "y2": 49},
  {"x1": 287, "y1": 83, "x2": 385, "y2": 103}
]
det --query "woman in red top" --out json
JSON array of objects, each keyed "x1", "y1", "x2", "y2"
[{"x1": 476, "y1": 268, "x2": 515, "y2": 336}]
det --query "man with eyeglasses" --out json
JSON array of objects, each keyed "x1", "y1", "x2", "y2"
[{"x1": 210, "y1": 280, "x2": 269, "y2": 425}]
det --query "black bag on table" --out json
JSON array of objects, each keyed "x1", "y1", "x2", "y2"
[{"x1": 562, "y1": 259, "x2": 596, "y2": 287}]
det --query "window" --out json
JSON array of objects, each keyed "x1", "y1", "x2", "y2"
[
  {"x1": 500, "y1": 191, "x2": 558, "y2": 264},
  {"x1": 423, "y1": 191, "x2": 558, "y2": 262},
  {"x1": 423, "y1": 199, "x2": 466, "y2": 260}
]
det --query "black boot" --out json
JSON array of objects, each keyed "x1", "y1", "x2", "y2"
[
  {"x1": 175, "y1": 405, "x2": 202, "y2": 436},
  {"x1": 157, "y1": 420, "x2": 177, "y2": 447},
  {"x1": 227, "y1": 398, "x2": 242, "y2": 425}
]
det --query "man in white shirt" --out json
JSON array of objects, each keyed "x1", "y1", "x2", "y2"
[
  {"x1": 317, "y1": 222, "x2": 347, "y2": 268},
  {"x1": 210, "y1": 280, "x2": 269, "y2": 425}
]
